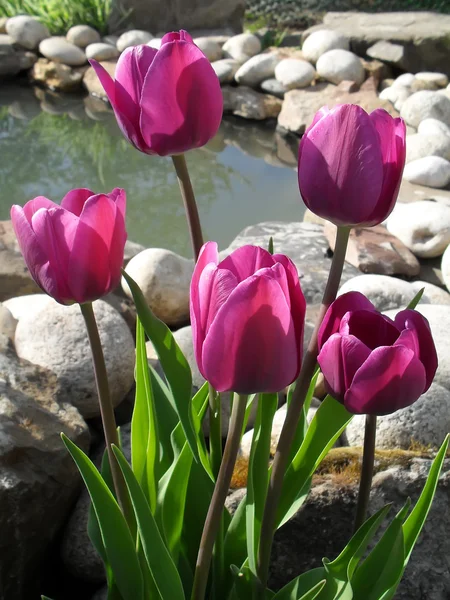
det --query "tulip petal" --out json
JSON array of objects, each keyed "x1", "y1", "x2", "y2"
[
  {"x1": 302, "y1": 105, "x2": 330, "y2": 139},
  {"x1": 161, "y1": 30, "x2": 194, "y2": 45},
  {"x1": 107, "y1": 187, "x2": 127, "y2": 220},
  {"x1": 202, "y1": 264, "x2": 299, "y2": 393},
  {"x1": 107, "y1": 192, "x2": 127, "y2": 291},
  {"x1": 394, "y1": 309, "x2": 437, "y2": 391},
  {"x1": 318, "y1": 292, "x2": 376, "y2": 350},
  {"x1": 298, "y1": 104, "x2": 384, "y2": 226},
  {"x1": 219, "y1": 245, "x2": 275, "y2": 283},
  {"x1": 22, "y1": 196, "x2": 57, "y2": 222},
  {"x1": 317, "y1": 334, "x2": 346, "y2": 400},
  {"x1": 345, "y1": 345, "x2": 426, "y2": 415},
  {"x1": 115, "y1": 46, "x2": 157, "y2": 107},
  {"x1": 139, "y1": 39, "x2": 223, "y2": 155},
  {"x1": 61, "y1": 188, "x2": 94, "y2": 216},
  {"x1": 340, "y1": 309, "x2": 399, "y2": 349}
]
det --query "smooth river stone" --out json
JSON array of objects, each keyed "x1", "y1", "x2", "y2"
[{"x1": 39, "y1": 37, "x2": 87, "y2": 66}]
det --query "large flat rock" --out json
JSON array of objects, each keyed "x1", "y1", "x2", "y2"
[{"x1": 303, "y1": 12, "x2": 450, "y2": 75}]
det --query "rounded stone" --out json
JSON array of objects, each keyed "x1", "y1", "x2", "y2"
[
  {"x1": 386, "y1": 201, "x2": 450, "y2": 258},
  {"x1": 338, "y1": 274, "x2": 431, "y2": 311},
  {"x1": 39, "y1": 37, "x2": 87, "y2": 66},
  {"x1": 0, "y1": 302, "x2": 17, "y2": 341},
  {"x1": 66, "y1": 25, "x2": 100, "y2": 48},
  {"x1": 85, "y1": 42, "x2": 119, "y2": 61},
  {"x1": 147, "y1": 37, "x2": 161, "y2": 49},
  {"x1": 222, "y1": 33, "x2": 261, "y2": 63},
  {"x1": 418, "y1": 118, "x2": 450, "y2": 138},
  {"x1": 122, "y1": 248, "x2": 193, "y2": 327},
  {"x1": 405, "y1": 133, "x2": 450, "y2": 163},
  {"x1": 400, "y1": 91, "x2": 450, "y2": 128},
  {"x1": 392, "y1": 73, "x2": 416, "y2": 89},
  {"x1": 442, "y1": 244, "x2": 450, "y2": 292},
  {"x1": 234, "y1": 53, "x2": 280, "y2": 87},
  {"x1": 211, "y1": 58, "x2": 239, "y2": 83},
  {"x1": 379, "y1": 85, "x2": 411, "y2": 106},
  {"x1": 6, "y1": 15, "x2": 49, "y2": 50},
  {"x1": 301, "y1": 29, "x2": 349, "y2": 64},
  {"x1": 316, "y1": 49, "x2": 365, "y2": 85},
  {"x1": 14, "y1": 299, "x2": 135, "y2": 419},
  {"x1": 345, "y1": 383, "x2": 450, "y2": 449},
  {"x1": 415, "y1": 72, "x2": 448, "y2": 89},
  {"x1": 3, "y1": 294, "x2": 53, "y2": 321},
  {"x1": 403, "y1": 156, "x2": 450, "y2": 188},
  {"x1": 116, "y1": 30, "x2": 153, "y2": 52},
  {"x1": 194, "y1": 37, "x2": 222, "y2": 62},
  {"x1": 260, "y1": 77, "x2": 287, "y2": 98},
  {"x1": 274, "y1": 58, "x2": 315, "y2": 90}
]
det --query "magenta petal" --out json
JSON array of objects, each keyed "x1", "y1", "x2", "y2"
[
  {"x1": 89, "y1": 59, "x2": 116, "y2": 102},
  {"x1": 318, "y1": 292, "x2": 376, "y2": 350},
  {"x1": 22, "y1": 196, "x2": 57, "y2": 222},
  {"x1": 61, "y1": 188, "x2": 94, "y2": 216},
  {"x1": 115, "y1": 46, "x2": 157, "y2": 106},
  {"x1": 394, "y1": 309, "x2": 438, "y2": 391},
  {"x1": 345, "y1": 345, "x2": 427, "y2": 415},
  {"x1": 161, "y1": 30, "x2": 194, "y2": 45},
  {"x1": 139, "y1": 39, "x2": 223, "y2": 155},
  {"x1": 340, "y1": 335, "x2": 371, "y2": 390},
  {"x1": 317, "y1": 334, "x2": 346, "y2": 400},
  {"x1": 107, "y1": 198, "x2": 127, "y2": 291},
  {"x1": 339, "y1": 309, "x2": 399, "y2": 349},
  {"x1": 202, "y1": 265, "x2": 299, "y2": 393},
  {"x1": 219, "y1": 245, "x2": 275, "y2": 283},
  {"x1": 107, "y1": 187, "x2": 126, "y2": 221},
  {"x1": 298, "y1": 104, "x2": 384, "y2": 226}
]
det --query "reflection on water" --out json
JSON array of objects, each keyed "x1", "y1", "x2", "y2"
[{"x1": 0, "y1": 83, "x2": 302, "y2": 257}]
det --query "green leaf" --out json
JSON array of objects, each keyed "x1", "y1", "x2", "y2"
[
  {"x1": 122, "y1": 270, "x2": 199, "y2": 463},
  {"x1": 407, "y1": 288, "x2": 424, "y2": 309},
  {"x1": 272, "y1": 568, "x2": 328, "y2": 600},
  {"x1": 246, "y1": 393, "x2": 278, "y2": 573},
  {"x1": 278, "y1": 396, "x2": 353, "y2": 527},
  {"x1": 268, "y1": 236, "x2": 274, "y2": 254},
  {"x1": 229, "y1": 565, "x2": 275, "y2": 600},
  {"x1": 112, "y1": 446, "x2": 186, "y2": 600},
  {"x1": 288, "y1": 368, "x2": 320, "y2": 465},
  {"x1": 132, "y1": 318, "x2": 158, "y2": 511},
  {"x1": 62, "y1": 435, "x2": 144, "y2": 600}
]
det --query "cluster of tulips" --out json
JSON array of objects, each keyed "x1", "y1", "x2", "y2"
[{"x1": 11, "y1": 30, "x2": 448, "y2": 600}]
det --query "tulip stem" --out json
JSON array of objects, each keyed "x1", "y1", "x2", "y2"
[
  {"x1": 80, "y1": 302, "x2": 133, "y2": 525},
  {"x1": 172, "y1": 153, "x2": 204, "y2": 260},
  {"x1": 354, "y1": 414, "x2": 377, "y2": 532},
  {"x1": 191, "y1": 393, "x2": 248, "y2": 600},
  {"x1": 256, "y1": 226, "x2": 350, "y2": 593},
  {"x1": 209, "y1": 384, "x2": 222, "y2": 478}
]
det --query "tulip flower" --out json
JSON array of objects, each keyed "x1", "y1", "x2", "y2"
[
  {"x1": 298, "y1": 105, "x2": 406, "y2": 227},
  {"x1": 90, "y1": 30, "x2": 223, "y2": 156},
  {"x1": 11, "y1": 188, "x2": 126, "y2": 305},
  {"x1": 190, "y1": 242, "x2": 306, "y2": 394},
  {"x1": 317, "y1": 291, "x2": 437, "y2": 415}
]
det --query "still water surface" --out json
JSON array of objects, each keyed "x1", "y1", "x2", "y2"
[{"x1": 0, "y1": 83, "x2": 304, "y2": 257}]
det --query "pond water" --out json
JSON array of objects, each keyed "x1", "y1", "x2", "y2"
[{"x1": 0, "y1": 82, "x2": 304, "y2": 257}]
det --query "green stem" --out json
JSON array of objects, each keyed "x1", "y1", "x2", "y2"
[
  {"x1": 80, "y1": 302, "x2": 133, "y2": 525},
  {"x1": 172, "y1": 153, "x2": 204, "y2": 260},
  {"x1": 256, "y1": 226, "x2": 351, "y2": 593},
  {"x1": 191, "y1": 393, "x2": 248, "y2": 600},
  {"x1": 209, "y1": 384, "x2": 222, "y2": 479},
  {"x1": 353, "y1": 414, "x2": 377, "y2": 532}
]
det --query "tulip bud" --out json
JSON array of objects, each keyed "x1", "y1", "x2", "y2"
[
  {"x1": 190, "y1": 242, "x2": 306, "y2": 394},
  {"x1": 298, "y1": 105, "x2": 406, "y2": 227},
  {"x1": 11, "y1": 188, "x2": 127, "y2": 305},
  {"x1": 90, "y1": 30, "x2": 223, "y2": 156},
  {"x1": 317, "y1": 291, "x2": 438, "y2": 415}
]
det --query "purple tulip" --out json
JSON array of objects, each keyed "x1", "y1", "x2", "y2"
[
  {"x1": 90, "y1": 30, "x2": 223, "y2": 156},
  {"x1": 298, "y1": 105, "x2": 406, "y2": 227},
  {"x1": 190, "y1": 242, "x2": 306, "y2": 394},
  {"x1": 11, "y1": 188, "x2": 127, "y2": 305},
  {"x1": 317, "y1": 292, "x2": 437, "y2": 415}
]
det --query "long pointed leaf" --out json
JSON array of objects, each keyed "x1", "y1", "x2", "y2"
[{"x1": 272, "y1": 568, "x2": 328, "y2": 600}]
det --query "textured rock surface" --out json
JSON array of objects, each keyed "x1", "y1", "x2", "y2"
[
  {"x1": 31, "y1": 58, "x2": 85, "y2": 91},
  {"x1": 194, "y1": 37, "x2": 222, "y2": 62},
  {"x1": 405, "y1": 132, "x2": 450, "y2": 163},
  {"x1": 0, "y1": 340, "x2": 90, "y2": 599},
  {"x1": 211, "y1": 58, "x2": 239, "y2": 83},
  {"x1": 83, "y1": 61, "x2": 116, "y2": 98},
  {"x1": 14, "y1": 299, "x2": 135, "y2": 418},
  {"x1": 0, "y1": 303, "x2": 17, "y2": 340},
  {"x1": 400, "y1": 91, "x2": 450, "y2": 128}
]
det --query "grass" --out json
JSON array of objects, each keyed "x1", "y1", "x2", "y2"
[{"x1": 0, "y1": 0, "x2": 118, "y2": 35}]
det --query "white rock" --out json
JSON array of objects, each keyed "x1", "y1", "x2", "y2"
[
  {"x1": 116, "y1": 30, "x2": 153, "y2": 52},
  {"x1": 222, "y1": 33, "x2": 261, "y2": 63},
  {"x1": 410, "y1": 280, "x2": 450, "y2": 305},
  {"x1": 14, "y1": 299, "x2": 135, "y2": 419},
  {"x1": 122, "y1": 248, "x2": 193, "y2": 326},
  {"x1": 274, "y1": 58, "x2": 315, "y2": 90},
  {"x1": 442, "y1": 244, "x2": 450, "y2": 292},
  {"x1": 316, "y1": 49, "x2": 364, "y2": 85},
  {"x1": 418, "y1": 118, "x2": 450, "y2": 138},
  {"x1": 102, "y1": 35, "x2": 118, "y2": 46},
  {"x1": 66, "y1": 25, "x2": 100, "y2": 48},
  {"x1": 379, "y1": 85, "x2": 411, "y2": 106},
  {"x1": 0, "y1": 303, "x2": 17, "y2": 341},
  {"x1": 39, "y1": 37, "x2": 87, "y2": 66},
  {"x1": 400, "y1": 91, "x2": 450, "y2": 128},
  {"x1": 85, "y1": 42, "x2": 119, "y2": 61},
  {"x1": 386, "y1": 201, "x2": 450, "y2": 258},
  {"x1": 405, "y1": 133, "x2": 450, "y2": 163},
  {"x1": 345, "y1": 383, "x2": 450, "y2": 449},
  {"x1": 392, "y1": 73, "x2": 416, "y2": 89},
  {"x1": 234, "y1": 53, "x2": 280, "y2": 87},
  {"x1": 211, "y1": 58, "x2": 239, "y2": 83},
  {"x1": 301, "y1": 29, "x2": 349, "y2": 64},
  {"x1": 403, "y1": 156, "x2": 450, "y2": 188},
  {"x1": 338, "y1": 274, "x2": 430, "y2": 311},
  {"x1": 147, "y1": 38, "x2": 161, "y2": 49},
  {"x1": 260, "y1": 78, "x2": 287, "y2": 98},
  {"x1": 194, "y1": 37, "x2": 222, "y2": 62},
  {"x1": 3, "y1": 294, "x2": 53, "y2": 321},
  {"x1": 6, "y1": 15, "x2": 49, "y2": 50},
  {"x1": 415, "y1": 72, "x2": 448, "y2": 89}
]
